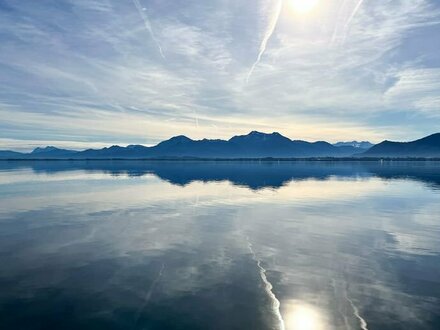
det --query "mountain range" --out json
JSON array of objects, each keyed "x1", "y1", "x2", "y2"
[
  {"x1": 0, "y1": 131, "x2": 439, "y2": 159},
  {"x1": 362, "y1": 133, "x2": 440, "y2": 157}
]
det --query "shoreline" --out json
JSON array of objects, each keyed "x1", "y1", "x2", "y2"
[{"x1": 1, "y1": 158, "x2": 440, "y2": 162}]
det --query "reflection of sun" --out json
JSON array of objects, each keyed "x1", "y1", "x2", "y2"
[
  {"x1": 289, "y1": 0, "x2": 320, "y2": 14},
  {"x1": 284, "y1": 302, "x2": 326, "y2": 330}
]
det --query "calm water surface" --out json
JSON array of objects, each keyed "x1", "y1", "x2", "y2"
[{"x1": 0, "y1": 161, "x2": 439, "y2": 330}]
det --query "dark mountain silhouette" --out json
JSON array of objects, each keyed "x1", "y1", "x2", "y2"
[
  {"x1": 73, "y1": 131, "x2": 355, "y2": 158},
  {"x1": 31, "y1": 146, "x2": 77, "y2": 158},
  {"x1": 0, "y1": 131, "x2": 439, "y2": 159},
  {"x1": 362, "y1": 133, "x2": 440, "y2": 157},
  {"x1": 0, "y1": 150, "x2": 24, "y2": 158},
  {"x1": 226, "y1": 131, "x2": 345, "y2": 157},
  {"x1": 0, "y1": 131, "x2": 366, "y2": 159}
]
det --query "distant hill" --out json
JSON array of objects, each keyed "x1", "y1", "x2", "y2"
[
  {"x1": 361, "y1": 133, "x2": 440, "y2": 157},
  {"x1": 1, "y1": 131, "x2": 439, "y2": 159},
  {"x1": 0, "y1": 150, "x2": 24, "y2": 158},
  {"x1": 30, "y1": 146, "x2": 77, "y2": 158},
  {"x1": 70, "y1": 131, "x2": 362, "y2": 159}
]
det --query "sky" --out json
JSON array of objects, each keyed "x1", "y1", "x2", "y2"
[{"x1": 1, "y1": 0, "x2": 440, "y2": 151}]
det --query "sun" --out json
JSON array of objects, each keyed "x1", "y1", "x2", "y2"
[{"x1": 289, "y1": 0, "x2": 320, "y2": 14}]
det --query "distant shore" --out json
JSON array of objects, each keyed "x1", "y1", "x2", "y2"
[{"x1": 1, "y1": 157, "x2": 440, "y2": 162}]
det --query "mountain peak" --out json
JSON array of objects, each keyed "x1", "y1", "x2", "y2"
[
  {"x1": 333, "y1": 141, "x2": 374, "y2": 149},
  {"x1": 230, "y1": 131, "x2": 290, "y2": 142},
  {"x1": 248, "y1": 131, "x2": 282, "y2": 137},
  {"x1": 127, "y1": 144, "x2": 146, "y2": 149},
  {"x1": 31, "y1": 146, "x2": 60, "y2": 154},
  {"x1": 172, "y1": 135, "x2": 192, "y2": 140},
  {"x1": 155, "y1": 135, "x2": 193, "y2": 149},
  {"x1": 165, "y1": 135, "x2": 193, "y2": 143}
]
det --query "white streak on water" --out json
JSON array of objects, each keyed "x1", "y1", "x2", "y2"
[
  {"x1": 247, "y1": 237, "x2": 285, "y2": 330},
  {"x1": 133, "y1": 263, "x2": 165, "y2": 327},
  {"x1": 345, "y1": 292, "x2": 369, "y2": 330},
  {"x1": 145, "y1": 263, "x2": 165, "y2": 302},
  {"x1": 331, "y1": 278, "x2": 351, "y2": 330},
  {"x1": 132, "y1": 0, "x2": 165, "y2": 58},
  {"x1": 247, "y1": 0, "x2": 283, "y2": 83}
]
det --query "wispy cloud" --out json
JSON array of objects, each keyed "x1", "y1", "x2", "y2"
[
  {"x1": 0, "y1": 0, "x2": 440, "y2": 149},
  {"x1": 385, "y1": 68, "x2": 440, "y2": 117}
]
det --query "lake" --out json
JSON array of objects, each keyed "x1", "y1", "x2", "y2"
[{"x1": 0, "y1": 161, "x2": 439, "y2": 330}]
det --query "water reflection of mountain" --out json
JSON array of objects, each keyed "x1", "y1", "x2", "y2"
[{"x1": 1, "y1": 160, "x2": 440, "y2": 190}]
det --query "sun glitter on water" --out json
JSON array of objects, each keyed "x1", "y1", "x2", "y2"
[
  {"x1": 283, "y1": 302, "x2": 327, "y2": 330},
  {"x1": 289, "y1": 0, "x2": 320, "y2": 14}
]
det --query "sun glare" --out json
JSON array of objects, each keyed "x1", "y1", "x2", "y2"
[
  {"x1": 284, "y1": 302, "x2": 326, "y2": 330},
  {"x1": 289, "y1": 0, "x2": 320, "y2": 14}
]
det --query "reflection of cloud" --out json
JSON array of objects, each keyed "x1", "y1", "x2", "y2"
[
  {"x1": 1, "y1": 165, "x2": 440, "y2": 327},
  {"x1": 0, "y1": 171, "x2": 389, "y2": 214},
  {"x1": 387, "y1": 202, "x2": 440, "y2": 256}
]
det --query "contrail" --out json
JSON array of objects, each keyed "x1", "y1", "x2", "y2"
[
  {"x1": 330, "y1": 0, "x2": 348, "y2": 45},
  {"x1": 132, "y1": 0, "x2": 165, "y2": 58},
  {"x1": 339, "y1": 0, "x2": 364, "y2": 44},
  {"x1": 344, "y1": 0, "x2": 364, "y2": 31},
  {"x1": 247, "y1": 237, "x2": 285, "y2": 330},
  {"x1": 246, "y1": 0, "x2": 283, "y2": 83},
  {"x1": 193, "y1": 109, "x2": 199, "y2": 128}
]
